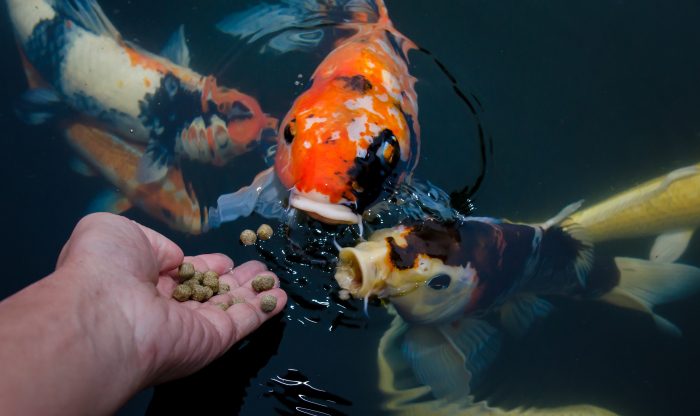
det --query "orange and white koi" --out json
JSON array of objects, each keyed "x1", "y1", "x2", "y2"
[
  {"x1": 218, "y1": 0, "x2": 419, "y2": 224},
  {"x1": 8, "y1": 0, "x2": 276, "y2": 182},
  {"x1": 64, "y1": 122, "x2": 207, "y2": 234}
]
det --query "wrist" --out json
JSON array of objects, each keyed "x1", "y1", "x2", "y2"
[{"x1": 0, "y1": 267, "x2": 146, "y2": 414}]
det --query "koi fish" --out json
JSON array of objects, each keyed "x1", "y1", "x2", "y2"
[
  {"x1": 8, "y1": 0, "x2": 276, "y2": 183},
  {"x1": 334, "y1": 164, "x2": 700, "y2": 413},
  {"x1": 64, "y1": 122, "x2": 206, "y2": 234},
  {"x1": 567, "y1": 163, "x2": 700, "y2": 262},
  {"x1": 218, "y1": 0, "x2": 419, "y2": 224}
]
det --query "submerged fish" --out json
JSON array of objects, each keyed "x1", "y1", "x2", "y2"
[
  {"x1": 64, "y1": 123, "x2": 206, "y2": 234},
  {"x1": 217, "y1": 0, "x2": 419, "y2": 224},
  {"x1": 334, "y1": 163, "x2": 700, "y2": 413},
  {"x1": 8, "y1": 0, "x2": 276, "y2": 182}
]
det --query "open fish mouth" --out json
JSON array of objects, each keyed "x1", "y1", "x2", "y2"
[
  {"x1": 289, "y1": 191, "x2": 361, "y2": 224},
  {"x1": 335, "y1": 242, "x2": 390, "y2": 298}
]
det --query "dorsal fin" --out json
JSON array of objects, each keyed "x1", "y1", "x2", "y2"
[
  {"x1": 50, "y1": 0, "x2": 121, "y2": 39},
  {"x1": 161, "y1": 25, "x2": 191, "y2": 67}
]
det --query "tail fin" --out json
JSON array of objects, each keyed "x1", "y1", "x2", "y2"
[
  {"x1": 601, "y1": 257, "x2": 700, "y2": 336},
  {"x1": 217, "y1": 0, "x2": 382, "y2": 53}
]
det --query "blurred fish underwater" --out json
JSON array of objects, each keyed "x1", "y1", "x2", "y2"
[{"x1": 2, "y1": 0, "x2": 700, "y2": 415}]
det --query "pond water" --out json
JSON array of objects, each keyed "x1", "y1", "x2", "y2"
[{"x1": 1, "y1": 1, "x2": 699, "y2": 415}]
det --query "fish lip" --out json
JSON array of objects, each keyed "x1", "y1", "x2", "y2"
[
  {"x1": 335, "y1": 244, "x2": 389, "y2": 299},
  {"x1": 290, "y1": 191, "x2": 361, "y2": 224}
]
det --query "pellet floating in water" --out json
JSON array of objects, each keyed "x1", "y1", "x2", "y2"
[
  {"x1": 218, "y1": 282, "x2": 230, "y2": 294},
  {"x1": 256, "y1": 224, "x2": 273, "y2": 240},
  {"x1": 260, "y1": 294, "x2": 277, "y2": 313},
  {"x1": 240, "y1": 229, "x2": 257, "y2": 245},
  {"x1": 172, "y1": 284, "x2": 193, "y2": 302},
  {"x1": 178, "y1": 263, "x2": 195, "y2": 281},
  {"x1": 338, "y1": 289, "x2": 351, "y2": 301},
  {"x1": 252, "y1": 274, "x2": 275, "y2": 293}
]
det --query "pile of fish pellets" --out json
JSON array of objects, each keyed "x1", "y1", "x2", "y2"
[{"x1": 171, "y1": 262, "x2": 277, "y2": 313}]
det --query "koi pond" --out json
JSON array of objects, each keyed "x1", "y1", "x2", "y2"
[{"x1": 1, "y1": 0, "x2": 699, "y2": 415}]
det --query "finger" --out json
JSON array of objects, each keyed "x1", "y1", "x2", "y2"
[
  {"x1": 133, "y1": 222, "x2": 184, "y2": 273},
  {"x1": 224, "y1": 260, "x2": 271, "y2": 287},
  {"x1": 167, "y1": 253, "x2": 234, "y2": 280},
  {"x1": 224, "y1": 287, "x2": 287, "y2": 341}
]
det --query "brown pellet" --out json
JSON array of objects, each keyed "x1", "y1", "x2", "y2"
[
  {"x1": 183, "y1": 278, "x2": 199, "y2": 288},
  {"x1": 172, "y1": 285, "x2": 192, "y2": 302},
  {"x1": 240, "y1": 229, "x2": 257, "y2": 245},
  {"x1": 192, "y1": 271, "x2": 204, "y2": 283},
  {"x1": 202, "y1": 274, "x2": 219, "y2": 292},
  {"x1": 191, "y1": 285, "x2": 208, "y2": 302},
  {"x1": 256, "y1": 224, "x2": 274, "y2": 240},
  {"x1": 252, "y1": 274, "x2": 276, "y2": 293},
  {"x1": 203, "y1": 286, "x2": 214, "y2": 301},
  {"x1": 260, "y1": 294, "x2": 277, "y2": 313},
  {"x1": 178, "y1": 263, "x2": 195, "y2": 281},
  {"x1": 215, "y1": 303, "x2": 229, "y2": 311}
]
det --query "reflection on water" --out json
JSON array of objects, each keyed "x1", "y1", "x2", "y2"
[{"x1": 1, "y1": 0, "x2": 700, "y2": 415}]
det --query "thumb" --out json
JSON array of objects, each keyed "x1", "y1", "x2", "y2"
[{"x1": 133, "y1": 222, "x2": 184, "y2": 275}]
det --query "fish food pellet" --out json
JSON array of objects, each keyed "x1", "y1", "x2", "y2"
[
  {"x1": 204, "y1": 270, "x2": 219, "y2": 280},
  {"x1": 191, "y1": 285, "x2": 209, "y2": 302},
  {"x1": 203, "y1": 274, "x2": 219, "y2": 292},
  {"x1": 183, "y1": 278, "x2": 199, "y2": 288},
  {"x1": 178, "y1": 263, "x2": 195, "y2": 281},
  {"x1": 193, "y1": 271, "x2": 204, "y2": 283},
  {"x1": 256, "y1": 224, "x2": 274, "y2": 240},
  {"x1": 215, "y1": 303, "x2": 229, "y2": 311},
  {"x1": 260, "y1": 294, "x2": 277, "y2": 313},
  {"x1": 240, "y1": 229, "x2": 257, "y2": 245},
  {"x1": 172, "y1": 284, "x2": 193, "y2": 302},
  {"x1": 252, "y1": 274, "x2": 276, "y2": 293},
  {"x1": 218, "y1": 282, "x2": 230, "y2": 294}
]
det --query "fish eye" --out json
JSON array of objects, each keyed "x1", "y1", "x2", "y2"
[
  {"x1": 284, "y1": 119, "x2": 296, "y2": 144},
  {"x1": 427, "y1": 274, "x2": 451, "y2": 290}
]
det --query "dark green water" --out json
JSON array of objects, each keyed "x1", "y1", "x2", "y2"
[{"x1": 1, "y1": 1, "x2": 699, "y2": 415}]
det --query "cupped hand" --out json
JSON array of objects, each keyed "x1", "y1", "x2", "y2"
[{"x1": 55, "y1": 213, "x2": 287, "y2": 386}]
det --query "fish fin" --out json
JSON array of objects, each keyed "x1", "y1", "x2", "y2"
[
  {"x1": 136, "y1": 151, "x2": 169, "y2": 183},
  {"x1": 561, "y1": 221, "x2": 595, "y2": 287},
  {"x1": 402, "y1": 325, "x2": 472, "y2": 403},
  {"x1": 438, "y1": 318, "x2": 501, "y2": 389},
  {"x1": 69, "y1": 158, "x2": 97, "y2": 177},
  {"x1": 601, "y1": 256, "x2": 700, "y2": 335},
  {"x1": 650, "y1": 229, "x2": 694, "y2": 263},
  {"x1": 217, "y1": 0, "x2": 380, "y2": 53},
  {"x1": 542, "y1": 200, "x2": 584, "y2": 229},
  {"x1": 207, "y1": 167, "x2": 286, "y2": 228},
  {"x1": 87, "y1": 190, "x2": 132, "y2": 214},
  {"x1": 50, "y1": 0, "x2": 121, "y2": 39},
  {"x1": 15, "y1": 88, "x2": 67, "y2": 125},
  {"x1": 499, "y1": 295, "x2": 554, "y2": 337},
  {"x1": 161, "y1": 24, "x2": 191, "y2": 67}
]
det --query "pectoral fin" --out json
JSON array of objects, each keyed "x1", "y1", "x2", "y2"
[
  {"x1": 650, "y1": 229, "x2": 694, "y2": 263},
  {"x1": 87, "y1": 190, "x2": 132, "y2": 214},
  {"x1": 601, "y1": 257, "x2": 700, "y2": 336},
  {"x1": 15, "y1": 88, "x2": 67, "y2": 125},
  {"x1": 402, "y1": 325, "x2": 472, "y2": 403},
  {"x1": 206, "y1": 167, "x2": 286, "y2": 229},
  {"x1": 500, "y1": 295, "x2": 554, "y2": 337}
]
